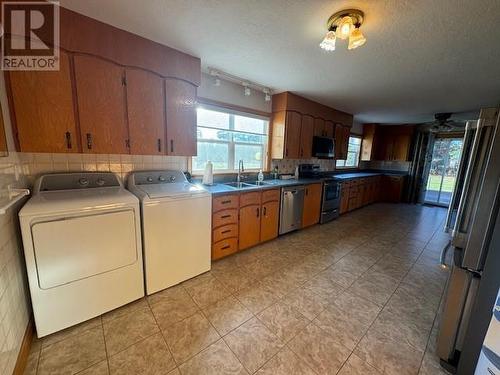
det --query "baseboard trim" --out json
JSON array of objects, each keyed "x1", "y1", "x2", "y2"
[{"x1": 13, "y1": 319, "x2": 34, "y2": 375}]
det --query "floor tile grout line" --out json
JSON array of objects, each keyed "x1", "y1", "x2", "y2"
[
  {"x1": 345, "y1": 217, "x2": 448, "y2": 373},
  {"x1": 145, "y1": 293, "x2": 181, "y2": 371}
]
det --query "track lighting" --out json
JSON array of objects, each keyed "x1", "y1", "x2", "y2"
[
  {"x1": 243, "y1": 83, "x2": 251, "y2": 96},
  {"x1": 263, "y1": 88, "x2": 271, "y2": 101}
]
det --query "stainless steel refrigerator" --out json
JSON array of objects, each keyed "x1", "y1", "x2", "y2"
[{"x1": 437, "y1": 107, "x2": 500, "y2": 372}]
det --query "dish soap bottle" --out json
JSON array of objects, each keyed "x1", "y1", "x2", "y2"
[
  {"x1": 294, "y1": 165, "x2": 299, "y2": 180},
  {"x1": 258, "y1": 169, "x2": 264, "y2": 183}
]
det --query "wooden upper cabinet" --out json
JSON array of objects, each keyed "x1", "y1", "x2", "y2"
[
  {"x1": 392, "y1": 133, "x2": 412, "y2": 161},
  {"x1": 126, "y1": 68, "x2": 165, "y2": 155},
  {"x1": 303, "y1": 183, "x2": 322, "y2": 227},
  {"x1": 284, "y1": 111, "x2": 302, "y2": 158},
  {"x1": 335, "y1": 124, "x2": 350, "y2": 160},
  {"x1": 8, "y1": 51, "x2": 78, "y2": 152},
  {"x1": 260, "y1": 200, "x2": 279, "y2": 242},
  {"x1": 324, "y1": 121, "x2": 335, "y2": 138},
  {"x1": 74, "y1": 55, "x2": 129, "y2": 154},
  {"x1": 361, "y1": 124, "x2": 376, "y2": 161},
  {"x1": 299, "y1": 115, "x2": 314, "y2": 159},
  {"x1": 165, "y1": 79, "x2": 197, "y2": 156},
  {"x1": 239, "y1": 204, "x2": 261, "y2": 250},
  {"x1": 313, "y1": 118, "x2": 326, "y2": 137}
]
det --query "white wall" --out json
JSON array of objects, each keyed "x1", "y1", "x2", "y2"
[{"x1": 198, "y1": 73, "x2": 272, "y2": 113}]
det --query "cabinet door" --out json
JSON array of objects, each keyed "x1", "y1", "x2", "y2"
[
  {"x1": 340, "y1": 183, "x2": 350, "y2": 214},
  {"x1": 299, "y1": 115, "x2": 314, "y2": 158},
  {"x1": 324, "y1": 120, "x2": 335, "y2": 138},
  {"x1": 284, "y1": 111, "x2": 301, "y2": 158},
  {"x1": 260, "y1": 201, "x2": 279, "y2": 242},
  {"x1": 335, "y1": 124, "x2": 344, "y2": 160},
  {"x1": 8, "y1": 51, "x2": 78, "y2": 152},
  {"x1": 74, "y1": 55, "x2": 129, "y2": 154},
  {"x1": 239, "y1": 204, "x2": 261, "y2": 250},
  {"x1": 302, "y1": 183, "x2": 322, "y2": 227},
  {"x1": 126, "y1": 68, "x2": 165, "y2": 155},
  {"x1": 392, "y1": 134, "x2": 411, "y2": 161},
  {"x1": 313, "y1": 118, "x2": 326, "y2": 137},
  {"x1": 165, "y1": 79, "x2": 197, "y2": 156}
]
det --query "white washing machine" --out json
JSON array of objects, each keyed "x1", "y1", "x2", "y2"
[
  {"x1": 128, "y1": 170, "x2": 211, "y2": 295},
  {"x1": 19, "y1": 172, "x2": 145, "y2": 337}
]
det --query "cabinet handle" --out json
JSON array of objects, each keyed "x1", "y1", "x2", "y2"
[
  {"x1": 300, "y1": 149, "x2": 303, "y2": 157},
  {"x1": 221, "y1": 245, "x2": 230, "y2": 250},
  {"x1": 221, "y1": 215, "x2": 231, "y2": 219},
  {"x1": 285, "y1": 148, "x2": 288, "y2": 157},
  {"x1": 170, "y1": 139, "x2": 174, "y2": 153},
  {"x1": 86, "y1": 133, "x2": 92, "y2": 150},
  {"x1": 221, "y1": 200, "x2": 231, "y2": 204},
  {"x1": 305, "y1": 188, "x2": 308, "y2": 196},
  {"x1": 65, "y1": 132, "x2": 72, "y2": 149},
  {"x1": 157, "y1": 139, "x2": 162, "y2": 152},
  {"x1": 221, "y1": 229, "x2": 231, "y2": 234},
  {"x1": 263, "y1": 206, "x2": 267, "y2": 216},
  {"x1": 125, "y1": 139, "x2": 130, "y2": 149},
  {"x1": 256, "y1": 208, "x2": 260, "y2": 218}
]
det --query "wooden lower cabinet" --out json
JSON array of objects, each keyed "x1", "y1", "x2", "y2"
[
  {"x1": 213, "y1": 189, "x2": 280, "y2": 259},
  {"x1": 239, "y1": 204, "x2": 261, "y2": 250},
  {"x1": 339, "y1": 175, "x2": 400, "y2": 214},
  {"x1": 382, "y1": 175, "x2": 405, "y2": 202},
  {"x1": 260, "y1": 201, "x2": 279, "y2": 242},
  {"x1": 212, "y1": 193, "x2": 239, "y2": 260},
  {"x1": 302, "y1": 183, "x2": 322, "y2": 227}
]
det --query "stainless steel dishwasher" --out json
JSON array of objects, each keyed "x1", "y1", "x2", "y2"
[{"x1": 279, "y1": 185, "x2": 305, "y2": 235}]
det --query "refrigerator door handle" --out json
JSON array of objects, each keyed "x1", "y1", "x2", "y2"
[{"x1": 440, "y1": 240, "x2": 452, "y2": 268}]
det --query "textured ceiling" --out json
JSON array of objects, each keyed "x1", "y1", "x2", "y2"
[{"x1": 60, "y1": 0, "x2": 500, "y2": 124}]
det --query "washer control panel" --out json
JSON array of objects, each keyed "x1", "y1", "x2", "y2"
[{"x1": 130, "y1": 170, "x2": 188, "y2": 185}]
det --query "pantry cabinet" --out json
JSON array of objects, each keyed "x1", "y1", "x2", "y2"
[
  {"x1": 7, "y1": 51, "x2": 78, "y2": 153},
  {"x1": 164, "y1": 79, "x2": 197, "y2": 156},
  {"x1": 126, "y1": 68, "x2": 166, "y2": 155},
  {"x1": 73, "y1": 56, "x2": 129, "y2": 154},
  {"x1": 302, "y1": 183, "x2": 322, "y2": 227}
]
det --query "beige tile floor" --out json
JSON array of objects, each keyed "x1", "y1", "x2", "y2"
[{"x1": 24, "y1": 203, "x2": 453, "y2": 375}]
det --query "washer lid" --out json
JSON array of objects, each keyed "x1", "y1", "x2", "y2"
[
  {"x1": 137, "y1": 182, "x2": 209, "y2": 199},
  {"x1": 19, "y1": 187, "x2": 138, "y2": 217}
]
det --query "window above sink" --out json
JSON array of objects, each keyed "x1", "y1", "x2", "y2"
[{"x1": 192, "y1": 104, "x2": 270, "y2": 174}]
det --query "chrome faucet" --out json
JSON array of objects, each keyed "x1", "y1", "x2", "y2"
[{"x1": 237, "y1": 160, "x2": 245, "y2": 183}]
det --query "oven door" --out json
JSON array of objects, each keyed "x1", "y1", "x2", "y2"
[{"x1": 322, "y1": 181, "x2": 340, "y2": 211}]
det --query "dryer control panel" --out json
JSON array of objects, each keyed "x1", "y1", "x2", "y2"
[{"x1": 36, "y1": 172, "x2": 121, "y2": 192}]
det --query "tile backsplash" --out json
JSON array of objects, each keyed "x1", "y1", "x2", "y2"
[
  {"x1": 271, "y1": 159, "x2": 336, "y2": 174},
  {"x1": 359, "y1": 160, "x2": 411, "y2": 172},
  {"x1": 18, "y1": 153, "x2": 189, "y2": 184},
  {"x1": 0, "y1": 152, "x2": 30, "y2": 375}
]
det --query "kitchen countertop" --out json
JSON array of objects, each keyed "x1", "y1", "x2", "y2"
[
  {"x1": 199, "y1": 178, "x2": 323, "y2": 195},
  {"x1": 198, "y1": 170, "x2": 407, "y2": 195}
]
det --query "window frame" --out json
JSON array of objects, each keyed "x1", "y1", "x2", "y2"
[
  {"x1": 336, "y1": 134, "x2": 362, "y2": 169},
  {"x1": 192, "y1": 104, "x2": 270, "y2": 174}
]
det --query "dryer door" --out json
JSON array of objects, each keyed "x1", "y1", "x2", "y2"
[{"x1": 32, "y1": 209, "x2": 138, "y2": 289}]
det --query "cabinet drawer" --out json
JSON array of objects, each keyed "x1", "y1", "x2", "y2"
[
  {"x1": 240, "y1": 192, "x2": 261, "y2": 207},
  {"x1": 212, "y1": 238, "x2": 238, "y2": 260},
  {"x1": 213, "y1": 209, "x2": 238, "y2": 228},
  {"x1": 213, "y1": 194, "x2": 239, "y2": 212},
  {"x1": 213, "y1": 224, "x2": 238, "y2": 243},
  {"x1": 262, "y1": 189, "x2": 280, "y2": 203}
]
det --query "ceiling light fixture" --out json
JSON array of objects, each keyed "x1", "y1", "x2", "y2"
[{"x1": 320, "y1": 9, "x2": 366, "y2": 52}]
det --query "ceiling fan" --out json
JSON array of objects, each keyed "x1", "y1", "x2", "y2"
[{"x1": 424, "y1": 113, "x2": 466, "y2": 133}]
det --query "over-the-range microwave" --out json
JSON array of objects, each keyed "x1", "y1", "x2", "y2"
[{"x1": 312, "y1": 136, "x2": 335, "y2": 158}]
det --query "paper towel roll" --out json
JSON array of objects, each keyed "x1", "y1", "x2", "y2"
[{"x1": 202, "y1": 161, "x2": 213, "y2": 185}]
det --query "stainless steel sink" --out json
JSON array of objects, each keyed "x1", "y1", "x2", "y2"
[
  {"x1": 223, "y1": 182, "x2": 255, "y2": 189},
  {"x1": 245, "y1": 180, "x2": 279, "y2": 186}
]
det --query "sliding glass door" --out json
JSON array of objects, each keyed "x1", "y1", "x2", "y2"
[{"x1": 423, "y1": 137, "x2": 463, "y2": 207}]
